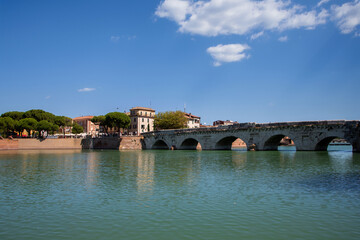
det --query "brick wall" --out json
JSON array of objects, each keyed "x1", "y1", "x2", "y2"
[{"x1": 0, "y1": 137, "x2": 144, "y2": 150}]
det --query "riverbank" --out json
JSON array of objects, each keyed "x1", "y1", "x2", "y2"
[{"x1": 0, "y1": 137, "x2": 143, "y2": 150}]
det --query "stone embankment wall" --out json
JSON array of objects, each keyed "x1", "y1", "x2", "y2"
[
  {"x1": 0, "y1": 138, "x2": 18, "y2": 150},
  {"x1": 0, "y1": 137, "x2": 143, "y2": 150}
]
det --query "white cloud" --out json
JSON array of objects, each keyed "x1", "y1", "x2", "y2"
[
  {"x1": 331, "y1": 0, "x2": 360, "y2": 34},
  {"x1": 250, "y1": 31, "x2": 264, "y2": 40},
  {"x1": 110, "y1": 36, "x2": 121, "y2": 42},
  {"x1": 156, "y1": 0, "x2": 193, "y2": 22},
  {"x1": 206, "y1": 44, "x2": 250, "y2": 66},
  {"x1": 156, "y1": 0, "x2": 329, "y2": 36},
  {"x1": 317, "y1": 0, "x2": 331, "y2": 8},
  {"x1": 278, "y1": 36, "x2": 288, "y2": 42},
  {"x1": 78, "y1": 88, "x2": 96, "y2": 92}
]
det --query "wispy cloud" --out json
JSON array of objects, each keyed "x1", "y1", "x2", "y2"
[
  {"x1": 78, "y1": 88, "x2": 96, "y2": 92},
  {"x1": 250, "y1": 31, "x2": 264, "y2": 40},
  {"x1": 110, "y1": 36, "x2": 121, "y2": 42},
  {"x1": 317, "y1": 0, "x2": 331, "y2": 8},
  {"x1": 110, "y1": 35, "x2": 137, "y2": 42},
  {"x1": 207, "y1": 44, "x2": 250, "y2": 67},
  {"x1": 278, "y1": 36, "x2": 288, "y2": 42},
  {"x1": 45, "y1": 96, "x2": 51, "y2": 99}
]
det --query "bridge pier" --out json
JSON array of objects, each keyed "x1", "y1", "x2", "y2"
[{"x1": 353, "y1": 139, "x2": 360, "y2": 152}]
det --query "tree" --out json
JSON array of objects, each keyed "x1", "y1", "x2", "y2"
[
  {"x1": 0, "y1": 117, "x2": 16, "y2": 137},
  {"x1": 72, "y1": 123, "x2": 83, "y2": 135},
  {"x1": 23, "y1": 109, "x2": 55, "y2": 123},
  {"x1": 17, "y1": 118, "x2": 38, "y2": 137},
  {"x1": 154, "y1": 111, "x2": 187, "y2": 130},
  {"x1": 104, "y1": 112, "x2": 131, "y2": 134},
  {"x1": 36, "y1": 120, "x2": 53, "y2": 138},
  {"x1": 1, "y1": 111, "x2": 24, "y2": 121},
  {"x1": 50, "y1": 124, "x2": 59, "y2": 135},
  {"x1": 55, "y1": 116, "x2": 72, "y2": 136}
]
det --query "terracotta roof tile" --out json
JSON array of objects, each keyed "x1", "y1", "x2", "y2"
[{"x1": 73, "y1": 116, "x2": 94, "y2": 120}]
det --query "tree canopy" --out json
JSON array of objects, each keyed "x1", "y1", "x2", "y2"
[
  {"x1": 54, "y1": 116, "x2": 72, "y2": 127},
  {"x1": 1, "y1": 111, "x2": 24, "y2": 121},
  {"x1": 17, "y1": 118, "x2": 38, "y2": 137},
  {"x1": 0, "y1": 109, "x2": 74, "y2": 138},
  {"x1": 72, "y1": 123, "x2": 83, "y2": 134},
  {"x1": 154, "y1": 111, "x2": 187, "y2": 130},
  {"x1": 23, "y1": 109, "x2": 56, "y2": 123},
  {"x1": 36, "y1": 120, "x2": 58, "y2": 137},
  {"x1": 0, "y1": 117, "x2": 16, "y2": 136},
  {"x1": 105, "y1": 112, "x2": 131, "y2": 131}
]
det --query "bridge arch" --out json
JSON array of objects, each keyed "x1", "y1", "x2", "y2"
[
  {"x1": 179, "y1": 138, "x2": 201, "y2": 150},
  {"x1": 263, "y1": 134, "x2": 296, "y2": 151},
  {"x1": 315, "y1": 136, "x2": 353, "y2": 151},
  {"x1": 152, "y1": 139, "x2": 170, "y2": 150},
  {"x1": 215, "y1": 136, "x2": 248, "y2": 150}
]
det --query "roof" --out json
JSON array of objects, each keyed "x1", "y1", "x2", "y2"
[
  {"x1": 73, "y1": 116, "x2": 94, "y2": 120},
  {"x1": 184, "y1": 113, "x2": 200, "y2": 119},
  {"x1": 130, "y1": 106, "x2": 155, "y2": 112}
]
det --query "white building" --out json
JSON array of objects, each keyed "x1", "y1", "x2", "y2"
[
  {"x1": 184, "y1": 113, "x2": 201, "y2": 128},
  {"x1": 128, "y1": 107, "x2": 155, "y2": 135}
]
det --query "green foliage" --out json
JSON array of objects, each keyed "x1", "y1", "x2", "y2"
[
  {"x1": 154, "y1": 111, "x2": 187, "y2": 130},
  {"x1": 54, "y1": 116, "x2": 66, "y2": 127},
  {"x1": 0, "y1": 117, "x2": 16, "y2": 136},
  {"x1": 91, "y1": 115, "x2": 106, "y2": 125},
  {"x1": 54, "y1": 116, "x2": 72, "y2": 127},
  {"x1": 1, "y1": 111, "x2": 24, "y2": 121},
  {"x1": 23, "y1": 109, "x2": 56, "y2": 123},
  {"x1": 54, "y1": 116, "x2": 72, "y2": 135},
  {"x1": 105, "y1": 112, "x2": 131, "y2": 130},
  {"x1": 17, "y1": 118, "x2": 38, "y2": 137},
  {"x1": 36, "y1": 120, "x2": 54, "y2": 136},
  {"x1": 72, "y1": 123, "x2": 84, "y2": 134},
  {"x1": 0, "y1": 110, "x2": 73, "y2": 137},
  {"x1": 50, "y1": 124, "x2": 59, "y2": 134}
]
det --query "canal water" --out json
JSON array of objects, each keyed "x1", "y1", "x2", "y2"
[{"x1": 1, "y1": 148, "x2": 360, "y2": 240}]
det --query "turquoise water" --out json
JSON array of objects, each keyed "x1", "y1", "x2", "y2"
[{"x1": 1, "y1": 148, "x2": 360, "y2": 240}]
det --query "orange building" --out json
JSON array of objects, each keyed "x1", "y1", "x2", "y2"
[{"x1": 72, "y1": 116, "x2": 99, "y2": 136}]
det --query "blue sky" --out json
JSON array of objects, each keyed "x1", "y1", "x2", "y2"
[{"x1": 1, "y1": 0, "x2": 359, "y2": 125}]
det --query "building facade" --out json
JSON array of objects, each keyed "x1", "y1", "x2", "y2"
[
  {"x1": 72, "y1": 116, "x2": 99, "y2": 136},
  {"x1": 184, "y1": 113, "x2": 201, "y2": 128},
  {"x1": 213, "y1": 120, "x2": 238, "y2": 127},
  {"x1": 128, "y1": 107, "x2": 155, "y2": 135}
]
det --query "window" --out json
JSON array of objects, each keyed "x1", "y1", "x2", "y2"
[{"x1": 142, "y1": 118, "x2": 144, "y2": 122}]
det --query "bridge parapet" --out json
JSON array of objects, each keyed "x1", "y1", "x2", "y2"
[
  {"x1": 142, "y1": 120, "x2": 359, "y2": 136},
  {"x1": 142, "y1": 120, "x2": 360, "y2": 152}
]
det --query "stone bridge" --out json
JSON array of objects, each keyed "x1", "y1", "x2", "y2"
[{"x1": 142, "y1": 120, "x2": 360, "y2": 152}]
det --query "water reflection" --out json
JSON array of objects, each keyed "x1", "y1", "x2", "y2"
[
  {"x1": 136, "y1": 151, "x2": 155, "y2": 194},
  {"x1": 1, "y1": 149, "x2": 360, "y2": 240},
  {"x1": 85, "y1": 151, "x2": 99, "y2": 187},
  {"x1": 231, "y1": 151, "x2": 247, "y2": 169}
]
